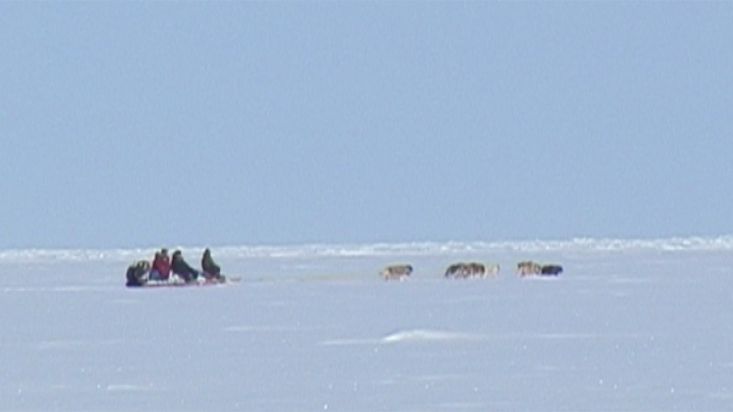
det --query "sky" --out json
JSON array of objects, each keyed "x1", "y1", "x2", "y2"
[{"x1": 1, "y1": 2, "x2": 732, "y2": 249}]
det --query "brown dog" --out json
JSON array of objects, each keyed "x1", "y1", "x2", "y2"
[{"x1": 445, "y1": 262, "x2": 500, "y2": 279}]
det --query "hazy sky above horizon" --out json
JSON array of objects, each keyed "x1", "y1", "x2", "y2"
[{"x1": 1, "y1": 2, "x2": 732, "y2": 248}]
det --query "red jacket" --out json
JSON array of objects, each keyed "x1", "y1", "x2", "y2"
[{"x1": 152, "y1": 254, "x2": 171, "y2": 280}]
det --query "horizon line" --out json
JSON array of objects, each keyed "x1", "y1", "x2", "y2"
[{"x1": 1, "y1": 234, "x2": 732, "y2": 263}]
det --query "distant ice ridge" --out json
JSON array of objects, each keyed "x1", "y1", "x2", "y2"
[{"x1": 1, "y1": 235, "x2": 732, "y2": 263}]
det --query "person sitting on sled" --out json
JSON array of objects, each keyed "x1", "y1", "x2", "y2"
[
  {"x1": 126, "y1": 260, "x2": 150, "y2": 287},
  {"x1": 171, "y1": 250, "x2": 200, "y2": 283},
  {"x1": 149, "y1": 248, "x2": 171, "y2": 281},
  {"x1": 201, "y1": 248, "x2": 224, "y2": 281}
]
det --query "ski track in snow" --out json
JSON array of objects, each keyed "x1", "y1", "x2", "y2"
[
  {"x1": 380, "y1": 329, "x2": 483, "y2": 344},
  {"x1": 105, "y1": 384, "x2": 156, "y2": 393}
]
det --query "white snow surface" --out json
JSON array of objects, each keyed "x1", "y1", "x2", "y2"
[{"x1": 1, "y1": 237, "x2": 732, "y2": 411}]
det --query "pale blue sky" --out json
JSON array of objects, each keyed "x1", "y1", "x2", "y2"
[{"x1": 1, "y1": 2, "x2": 731, "y2": 248}]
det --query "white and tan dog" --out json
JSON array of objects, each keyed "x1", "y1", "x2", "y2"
[
  {"x1": 516, "y1": 261, "x2": 542, "y2": 276},
  {"x1": 517, "y1": 261, "x2": 563, "y2": 276},
  {"x1": 381, "y1": 264, "x2": 413, "y2": 281}
]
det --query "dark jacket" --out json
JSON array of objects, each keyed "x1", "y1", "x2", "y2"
[
  {"x1": 126, "y1": 260, "x2": 150, "y2": 287},
  {"x1": 171, "y1": 251, "x2": 199, "y2": 281},
  {"x1": 201, "y1": 249, "x2": 221, "y2": 277}
]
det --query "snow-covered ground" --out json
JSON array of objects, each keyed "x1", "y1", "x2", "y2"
[{"x1": 1, "y1": 238, "x2": 731, "y2": 411}]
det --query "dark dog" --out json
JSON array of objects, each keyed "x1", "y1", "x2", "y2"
[{"x1": 540, "y1": 265, "x2": 563, "y2": 276}]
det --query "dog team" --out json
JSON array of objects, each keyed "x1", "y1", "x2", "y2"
[{"x1": 380, "y1": 261, "x2": 563, "y2": 281}]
